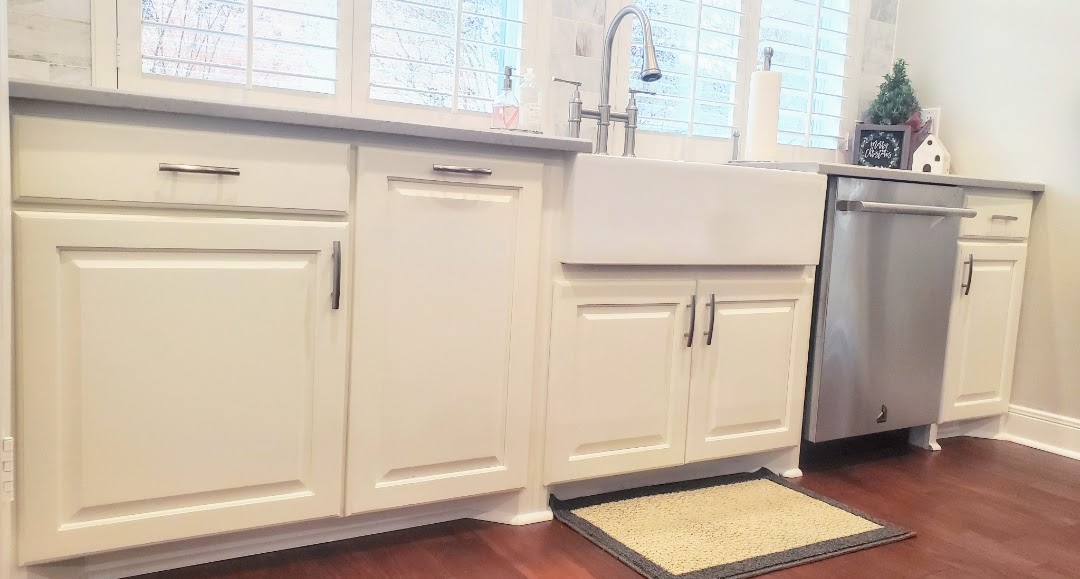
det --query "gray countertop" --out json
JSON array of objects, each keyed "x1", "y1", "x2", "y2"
[
  {"x1": 8, "y1": 81, "x2": 594, "y2": 154},
  {"x1": 738, "y1": 162, "x2": 1045, "y2": 193}
]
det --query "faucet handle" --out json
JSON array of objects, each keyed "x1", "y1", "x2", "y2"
[
  {"x1": 552, "y1": 77, "x2": 582, "y2": 87},
  {"x1": 629, "y1": 88, "x2": 656, "y2": 95}
]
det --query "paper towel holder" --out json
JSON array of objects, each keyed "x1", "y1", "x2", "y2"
[{"x1": 762, "y1": 47, "x2": 774, "y2": 72}]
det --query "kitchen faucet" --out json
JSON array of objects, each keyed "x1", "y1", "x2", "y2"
[{"x1": 554, "y1": 5, "x2": 662, "y2": 156}]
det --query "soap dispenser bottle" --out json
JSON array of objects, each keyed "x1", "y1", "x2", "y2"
[{"x1": 492, "y1": 66, "x2": 519, "y2": 130}]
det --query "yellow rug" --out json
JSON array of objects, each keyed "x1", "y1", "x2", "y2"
[{"x1": 551, "y1": 470, "x2": 913, "y2": 579}]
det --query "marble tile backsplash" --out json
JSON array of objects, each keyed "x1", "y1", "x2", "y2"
[
  {"x1": 857, "y1": 0, "x2": 899, "y2": 121},
  {"x1": 7, "y1": 0, "x2": 93, "y2": 85}
]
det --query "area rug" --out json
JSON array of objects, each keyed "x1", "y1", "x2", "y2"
[{"x1": 550, "y1": 469, "x2": 913, "y2": 579}]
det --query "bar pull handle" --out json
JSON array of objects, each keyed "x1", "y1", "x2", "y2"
[
  {"x1": 705, "y1": 293, "x2": 717, "y2": 346},
  {"x1": 991, "y1": 214, "x2": 1020, "y2": 221},
  {"x1": 961, "y1": 253, "x2": 974, "y2": 296},
  {"x1": 432, "y1": 164, "x2": 493, "y2": 176},
  {"x1": 685, "y1": 295, "x2": 697, "y2": 348},
  {"x1": 331, "y1": 241, "x2": 342, "y2": 310},
  {"x1": 159, "y1": 163, "x2": 240, "y2": 176},
  {"x1": 836, "y1": 200, "x2": 977, "y2": 219}
]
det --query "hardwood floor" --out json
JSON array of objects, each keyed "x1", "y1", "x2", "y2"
[{"x1": 145, "y1": 437, "x2": 1080, "y2": 579}]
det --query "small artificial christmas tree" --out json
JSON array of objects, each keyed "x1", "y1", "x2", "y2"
[{"x1": 866, "y1": 59, "x2": 920, "y2": 126}]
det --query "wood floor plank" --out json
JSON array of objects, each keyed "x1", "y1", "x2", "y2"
[{"x1": 144, "y1": 438, "x2": 1080, "y2": 579}]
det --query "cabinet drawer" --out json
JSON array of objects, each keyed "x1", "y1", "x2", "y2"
[
  {"x1": 961, "y1": 189, "x2": 1034, "y2": 239},
  {"x1": 12, "y1": 115, "x2": 350, "y2": 213}
]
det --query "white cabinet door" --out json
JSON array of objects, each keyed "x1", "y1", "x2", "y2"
[
  {"x1": 940, "y1": 242, "x2": 1027, "y2": 422},
  {"x1": 348, "y1": 148, "x2": 542, "y2": 513},
  {"x1": 685, "y1": 276, "x2": 813, "y2": 463},
  {"x1": 16, "y1": 212, "x2": 349, "y2": 563},
  {"x1": 545, "y1": 280, "x2": 696, "y2": 484}
]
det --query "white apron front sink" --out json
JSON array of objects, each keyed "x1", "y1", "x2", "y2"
[{"x1": 559, "y1": 155, "x2": 827, "y2": 266}]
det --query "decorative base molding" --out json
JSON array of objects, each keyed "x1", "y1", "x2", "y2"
[
  {"x1": 1001, "y1": 405, "x2": 1080, "y2": 461},
  {"x1": 25, "y1": 492, "x2": 539, "y2": 579},
  {"x1": 506, "y1": 510, "x2": 554, "y2": 526}
]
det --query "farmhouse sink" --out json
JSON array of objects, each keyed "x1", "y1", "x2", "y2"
[{"x1": 559, "y1": 155, "x2": 827, "y2": 266}]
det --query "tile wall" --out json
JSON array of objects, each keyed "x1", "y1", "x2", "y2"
[{"x1": 7, "y1": 0, "x2": 93, "y2": 85}]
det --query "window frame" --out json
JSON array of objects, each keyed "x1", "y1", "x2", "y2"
[
  {"x1": 610, "y1": 0, "x2": 864, "y2": 160},
  {"x1": 113, "y1": 0, "x2": 355, "y2": 111}
]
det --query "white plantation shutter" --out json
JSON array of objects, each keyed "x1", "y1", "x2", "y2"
[
  {"x1": 139, "y1": 0, "x2": 341, "y2": 94},
  {"x1": 630, "y1": 0, "x2": 745, "y2": 138},
  {"x1": 630, "y1": 0, "x2": 852, "y2": 149},
  {"x1": 758, "y1": 0, "x2": 850, "y2": 149},
  {"x1": 368, "y1": 0, "x2": 525, "y2": 113}
]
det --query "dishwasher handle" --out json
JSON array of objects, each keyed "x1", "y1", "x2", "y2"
[{"x1": 836, "y1": 200, "x2": 977, "y2": 219}]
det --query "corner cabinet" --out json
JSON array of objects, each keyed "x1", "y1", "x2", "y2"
[
  {"x1": 16, "y1": 212, "x2": 349, "y2": 564},
  {"x1": 347, "y1": 147, "x2": 543, "y2": 514},
  {"x1": 939, "y1": 242, "x2": 1027, "y2": 422},
  {"x1": 939, "y1": 188, "x2": 1034, "y2": 424},
  {"x1": 545, "y1": 271, "x2": 813, "y2": 484}
]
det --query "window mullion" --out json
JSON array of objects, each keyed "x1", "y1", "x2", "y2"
[
  {"x1": 246, "y1": 0, "x2": 255, "y2": 88},
  {"x1": 452, "y1": 0, "x2": 464, "y2": 111},
  {"x1": 737, "y1": 0, "x2": 762, "y2": 141},
  {"x1": 806, "y1": 0, "x2": 824, "y2": 145},
  {"x1": 686, "y1": 1, "x2": 704, "y2": 136}
]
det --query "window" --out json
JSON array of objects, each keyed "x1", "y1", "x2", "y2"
[
  {"x1": 630, "y1": 0, "x2": 851, "y2": 148},
  {"x1": 629, "y1": 0, "x2": 744, "y2": 138},
  {"x1": 759, "y1": 0, "x2": 850, "y2": 149},
  {"x1": 368, "y1": 0, "x2": 525, "y2": 113},
  {"x1": 138, "y1": 0, "x2": 341, "y2": 94}
]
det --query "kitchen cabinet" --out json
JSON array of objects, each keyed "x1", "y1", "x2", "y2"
[
  {"x1": 347, "y1": 147, "x2": 543, "y2": 514},
  {"x1": 15, "y1": 212, "x2": 349, "y2": 564},
  {"x1": 939, "y1": 241, "x2": 1028, "y2": 423},
  {"x1": 685, "y1": 278, "x2": 813, "y2": 462},
  {"x1": 545, "y1": 272, "x2": 813, "y2": 484},
  {"x1": 544, "y1": 280, "x2": 696, "y2": 484}
]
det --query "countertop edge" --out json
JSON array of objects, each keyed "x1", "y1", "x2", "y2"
[
  {"x1": 737, "y1": 161, "x2": 1046, "y2": 193},
  {"x1": 8, "y1": 81, "x2": 595, "y2": 154}
]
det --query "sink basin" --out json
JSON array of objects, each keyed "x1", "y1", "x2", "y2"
[{"x1": 559, "y1": 155, "x2": 827, "y2": 266}]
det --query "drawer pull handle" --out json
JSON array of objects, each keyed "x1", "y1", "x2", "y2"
[
  {"x1": 159, "y1": 163, "x2": 241, "y2": 176},
  {"x1": 331, "y1": 241, "x2": 342, "y2": 311},
  {"x1": 991, "y1": 214, "x2": 1020, "y2": 221},
  {"x1": 432, "y1": 164, "x2": 493, "y2": 176}
]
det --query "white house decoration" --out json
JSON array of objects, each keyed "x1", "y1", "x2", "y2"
[{"x1": 912, "y1": 134, "x2": 952, "y2": 174}]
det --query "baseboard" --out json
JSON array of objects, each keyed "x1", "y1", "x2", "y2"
[{"x1": 1001, "y1": 405, "x2": 1080, "y2": 461}]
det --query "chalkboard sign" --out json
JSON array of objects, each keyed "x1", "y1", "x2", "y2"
[{"x1": 853, "y1": 123, "x2": 912, "y2": 170}]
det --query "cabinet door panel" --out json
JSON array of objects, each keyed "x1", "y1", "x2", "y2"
[
  {"x1": 545, "y1": 280, "x2": 695, "y2": 484},
  {"x1": 349, "y1": 148, "x2": 542, "y2": 513},
  {"x1": 685, "y1": 277, "x2": 813, "y2": 462},
  {"x1": 940, "y1": 242, "x2": 1027, "y2": 422},
  {"x1": 16, "y1": 212, "x2": 348, "y2": 563}
]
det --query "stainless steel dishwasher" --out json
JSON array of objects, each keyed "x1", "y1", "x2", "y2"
[{"x1": 805, "y1": 177, "x2": 976, "y2": 442}]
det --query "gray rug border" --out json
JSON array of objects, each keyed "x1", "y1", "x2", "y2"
[{"x1": 549, "y1": 468, "x2": 915, "y2": 579}]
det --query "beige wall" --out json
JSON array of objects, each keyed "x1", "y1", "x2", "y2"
[{"x1": 896, "y1": 0, "x2": 1080, "y2": 420}]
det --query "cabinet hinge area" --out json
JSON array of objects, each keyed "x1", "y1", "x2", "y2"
[{"x1": 1, "y1": 437, "x2": 13, "y2": 502}]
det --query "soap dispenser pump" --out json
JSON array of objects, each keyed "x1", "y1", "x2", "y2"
[{"x1": 492, "y1": 66, "x2": 519, "y2": 130}]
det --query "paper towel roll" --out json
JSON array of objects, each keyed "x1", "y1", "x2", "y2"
[{"x1": 744, "y1": 70, "x2": 781, "y2": 161}]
